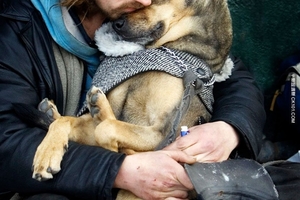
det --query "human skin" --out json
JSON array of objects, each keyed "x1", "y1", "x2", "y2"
[
  {"x1": 164, "y1": 121, "x2": 239, "y2": 163},
  {"x1": 114, "y1": 151, "x2": 196, "y2": 199}
]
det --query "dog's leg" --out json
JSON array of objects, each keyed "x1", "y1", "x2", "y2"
[
  {"x1": 32, "y1": 99, "x2": 96, "y2": 181},
  {"x1": 32, "y1": 116, "x2": 73, "y2": 181},
  {"x1": 32, "y1": 99, "x2": 71, "y2": 181},
  {"x1": 87, "y1": 86, "x2": 164, "y2": 153}
]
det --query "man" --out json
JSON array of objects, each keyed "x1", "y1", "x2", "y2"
[{"x1": 0, "y1": 0, "x2": 265, "y2": 199}]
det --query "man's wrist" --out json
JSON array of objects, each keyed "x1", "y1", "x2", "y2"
[{"x1": 215, "y1": 121, "x2": 240, "y2": 151}]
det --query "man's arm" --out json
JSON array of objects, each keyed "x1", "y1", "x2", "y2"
[
  {"x1": 165, "y1": 55, "x2": 265, "y2": 161},
  {"x1": 211, "y1": 55, "x2": 265, "y2": 159}
]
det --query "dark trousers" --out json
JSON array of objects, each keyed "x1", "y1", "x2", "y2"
[
  {"x1": 265, "y1": 161, "x2": 300, "y2": 200},
  {"x1": 1, "y1": 161, "x2": 300, "y2": 200}
]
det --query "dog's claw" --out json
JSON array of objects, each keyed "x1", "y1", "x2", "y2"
[
  {"x1": 34, "y1": 173, "x2": 52, "y2": 182},
  {"x1": 34, "y1": 173, "x2": 42, "y2": 181}
]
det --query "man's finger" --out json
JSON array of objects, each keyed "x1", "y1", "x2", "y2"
[{"x1": 162, "y1": 150, "x2": 196, "y2": 164}]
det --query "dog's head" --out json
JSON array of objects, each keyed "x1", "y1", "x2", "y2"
[
  {"x1": 110, "y1": 0, "x2": 232, "y2": 72},
  {"x1": 111, "y1": 0, "x2": 233, "y2": 47},
  {"x1": 112, "y1": 0, "x2": 195, "y2": 46}
]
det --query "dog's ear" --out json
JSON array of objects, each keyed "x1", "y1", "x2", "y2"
[{"x1": 12, "y1": 103, "x2": 53, "y2": 131}]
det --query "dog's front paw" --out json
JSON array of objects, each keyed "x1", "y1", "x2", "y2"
[
  {"x1": 38, "y1": 98, "x2": 61, "y2": 120},
  {"x1": 32, "y1": 122, "x2": 68, "y2": 181},
  {"x1": 86, "y1": 86, "x2": 104, "y2": 117},
  {"x1": 86, "y1": 86, "x2": 115, "y2": 120},
  {"x1": 32, "y1": 141, "x2": 67, "y2": 181}
]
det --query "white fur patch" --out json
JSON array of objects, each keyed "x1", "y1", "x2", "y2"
[
  {"x1": 94, "y1": 23, "x2": 145, "y2": 57},
  {"x1": 214, "y1": 57, "x2": 234, "y2": 82}
]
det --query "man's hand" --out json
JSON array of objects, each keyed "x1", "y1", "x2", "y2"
[
  {"x1": 165, "y1": 121, "x2": 239, "y2": 162},
  {"x1": 114, "y1": 150, "x2": 196, "y2": 200}
]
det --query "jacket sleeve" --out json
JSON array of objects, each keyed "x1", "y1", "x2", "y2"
[
  {"x1": 0, "y1": 10, "x2": 124, "y2": 200},
  {"x1": 210, "y1": 55, "x2": 266, "y2": 159},
  {"x1": 0, "y1": 67, "x2": 125, "y2": 200}
]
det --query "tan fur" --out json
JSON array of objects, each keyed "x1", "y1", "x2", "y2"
[{"x1": 32, "y1": 0, "x2": 232, "y2": 199}]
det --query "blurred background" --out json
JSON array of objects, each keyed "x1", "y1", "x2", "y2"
[{"x1": 228, "y1": 0, "x2": 300, "y2": 161}]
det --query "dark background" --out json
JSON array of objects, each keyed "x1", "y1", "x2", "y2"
[
  {"x1": 228, "y1": 0, "x2": 300, "y2": 159},
  {"x1": 228, "y1": 0, "x2": 300, "y2": 95}
]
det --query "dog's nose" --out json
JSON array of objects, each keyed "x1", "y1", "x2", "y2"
[{"x1": 113, "y1": 18, "x2": 125, "y2": 30}]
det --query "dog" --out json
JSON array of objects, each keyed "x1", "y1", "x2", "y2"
[{"x1": 29, "y1": 0, "x2": 233, "y2": 199}]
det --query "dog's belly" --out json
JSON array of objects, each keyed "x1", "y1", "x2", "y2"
[{"x1": 106, "y1": 71, "x2": 210, "y2": 137}]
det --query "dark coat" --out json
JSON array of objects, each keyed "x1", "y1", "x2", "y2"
[
  {"x1": 0, "y1": 0, "x2": 125, "y2": 199},
  {"x1": 0, "y1": 0, "x2": 265, "y2": 199}
]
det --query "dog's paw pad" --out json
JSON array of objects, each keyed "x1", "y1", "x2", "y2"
[
  {"x1": 38, "y1": 98, "x2": 50, "y2": 111},
  {"x1": 90, "y1": 93, "x2": 99, "y2": 105},
  {"x1": 90, "y1": 107, "x2": 100, "y2": 117},
  {"x1": 38, "y1": 98, "x2": 54, "y2": 118},
  {"x1": 87, "y1": 86, "x2": 106, "y2": 114},
  {"x1": 88, "y1": 87, "x2": 104, "y2": 104},
  {"x1": 45, "y1": 109, "x2": 54, "y2": 118}
]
